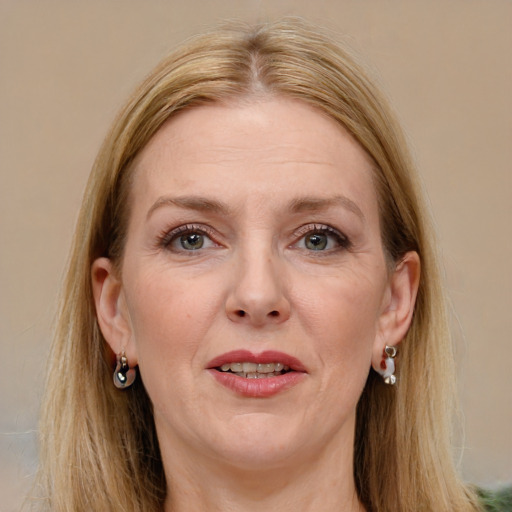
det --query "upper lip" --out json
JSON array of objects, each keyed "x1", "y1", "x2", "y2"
[{"x1": 206, "y1": 349, "x2": 307, "y2": 373}]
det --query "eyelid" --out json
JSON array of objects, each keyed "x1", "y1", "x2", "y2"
[
  {"x1": 157, "y1": 223, "x2": 218, "y2": 250},
  {"x1": 292, "y1": 223, "x2": 351, "y2": 250},
  {"x1": 293, "y1": 223, "x2": 345, "y2": 239},
  {"x1": 156, "y1": 222, "x2": 350, "y2": 252}
]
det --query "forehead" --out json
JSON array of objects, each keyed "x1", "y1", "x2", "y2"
[{"x1": 129, "y1": 97, "x2": 379, "y2": 221}]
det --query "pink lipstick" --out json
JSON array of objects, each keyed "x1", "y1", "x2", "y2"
[{"x1": 206, "y1": 350, "x2": 307, "y2": 398}]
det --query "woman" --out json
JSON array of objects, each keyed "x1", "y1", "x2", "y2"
[{"x1": 35, "y1": 18, "x2": 487, "y2": 511}]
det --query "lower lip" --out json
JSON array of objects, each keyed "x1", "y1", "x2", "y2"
[{"x1": 208, "y1": 369, "x2": 306, "y2": 398}]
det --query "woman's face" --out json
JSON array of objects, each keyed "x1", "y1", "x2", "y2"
[{"x1": 94, "y1": 97, "x2": 416, "y2": 473}]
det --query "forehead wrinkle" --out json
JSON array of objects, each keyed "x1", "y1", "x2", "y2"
[{"x1": 184, "y1": 140, "x2": 338, "y2": 160}]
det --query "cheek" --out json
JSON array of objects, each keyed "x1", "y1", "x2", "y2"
[
  {"x1": 124, "y1": 266, "x2": 225, "y2": 372},
  {"x1": 296, "y1": 268, "x2": 385, "y2": 372}
]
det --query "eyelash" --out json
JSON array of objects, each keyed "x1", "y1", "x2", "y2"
[
  {"x1": 156, "y1": 223, "x2": 351, "y2": 254},
  {"x1": 157, "y1": 224, "x2": 218, "y2": 252},
  {"x1": 293, "y1": 224, "x2": 351, "y2": 252}
]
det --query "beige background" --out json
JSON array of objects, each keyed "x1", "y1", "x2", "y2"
[{"x1": 1, "y1": 1, "x2": 511, "y2": 510}]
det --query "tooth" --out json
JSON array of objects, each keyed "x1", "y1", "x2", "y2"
[
  {"x1": 231, "y1": 363, "x2": 243, "y2": 372},
  {"x1": 224, "y1": 362, "x2": 290, "y2": 376},
  {"x1": 257, "y1": 363, "x2": 275, "y2": 373},
  {"x1": 242, "y1": 362, "x2": 258, "y2": 373}
]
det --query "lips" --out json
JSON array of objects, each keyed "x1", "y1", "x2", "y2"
[
  {"x1": 206, "y1": 349, "x2": 307, "y2": 398},
  {"x1": 207, "y1": 350, "x2": 306, "y2": 372}
]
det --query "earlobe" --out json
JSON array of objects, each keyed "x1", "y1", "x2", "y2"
[
  {"x1": 91, "y1": 257, "x2": 137, "y2": 365},
  {"x1": 372, "y1": 251, "x2": 420, "y2": 374}
]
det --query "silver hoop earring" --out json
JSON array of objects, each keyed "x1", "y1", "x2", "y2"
[
  {"x1": 377, "y1": 345, "x2": 397, "y2": 385},
  {"x1": 113, "y1": 351, "x2": 136, "y2": 389}
]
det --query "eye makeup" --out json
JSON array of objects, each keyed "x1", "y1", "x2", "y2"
[
  {"x1": 156, "y1": 223, "x2": 220, "y2": 253},
  {"x1": 292, "y1": 223, "x2": 352, "y2": 253}
]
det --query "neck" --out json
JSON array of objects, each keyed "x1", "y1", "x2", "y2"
[{"x1": 161, "y1": 428, "x2": 365, "y2": 512}]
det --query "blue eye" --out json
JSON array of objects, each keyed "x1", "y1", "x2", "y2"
[
  {"x1": 304, "y1": 233, "x2": 329, "y2": 250},
  {"x1": 160, "y1": 225, "x2": 217, "y2": 252},
  {"x1": 171, "y1": 231, "x2": 216, "y2": 251},
  {"x1": 179, "y1": 233, "x2": 205, "y2": 250},
  {"x1": 295, "y1": 225, "x2": 349, "y2": 252}
]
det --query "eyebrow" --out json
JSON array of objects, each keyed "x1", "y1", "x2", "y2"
[
  {"x1": 289, "y1": 195, "x2": 365, "y2": 221},
  {"x1": 146, "y1": 195, "x2": 232, "y2": 220},
  {"x1": 146, "y1": 194, "x2": 365, "y2": 221}
]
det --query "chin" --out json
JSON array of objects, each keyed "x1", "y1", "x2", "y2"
[
  {"x1": 201, "y1": 412, "x2": 342, "y2": 472},
  {"x1": 215, "y1": 436, "x2": 303, "y2": 471}
]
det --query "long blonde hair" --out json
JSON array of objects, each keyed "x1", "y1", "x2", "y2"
[{"x1": 34, "y1": 18, "x2": 481, "y2": 511}]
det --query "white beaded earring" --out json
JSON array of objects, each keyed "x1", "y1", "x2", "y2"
[{"x1": 377, "y1": 345, "x2": 397, "y2": 385}]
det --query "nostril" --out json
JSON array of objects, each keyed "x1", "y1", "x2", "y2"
[
  {"x1": 236, "y1": 310, "x2": 246, "y2": 317},
  {"x1": 269, "y1": 310, "x2": 279, "y2": 317}
]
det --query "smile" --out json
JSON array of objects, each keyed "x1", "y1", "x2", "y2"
[
  {"x1": 218, "y1": 362, "x2": 290, "y2": 378},
  {"x1": 207, "y1": 350, "x2": 307, "y2": 397}
]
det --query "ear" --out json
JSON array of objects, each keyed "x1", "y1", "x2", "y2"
[
  {"x1": 371, "y1": 251, "x2": 420, "y2": 371},
  {"x1": 91, "y1": 257, "x2": 138, "y2": 366}
]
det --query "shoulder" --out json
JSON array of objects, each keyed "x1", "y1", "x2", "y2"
[{"x1": 477, "y1": 487, "x2": 512, "y2": 512}]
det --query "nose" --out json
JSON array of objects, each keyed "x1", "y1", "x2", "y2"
[{"x1": 225, "y1": 247, "x2": 291, "y2": 327}]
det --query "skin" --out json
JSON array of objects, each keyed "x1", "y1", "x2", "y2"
[{"x1": 92, "y1": 97, "x2": 420, "y2": 512}]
